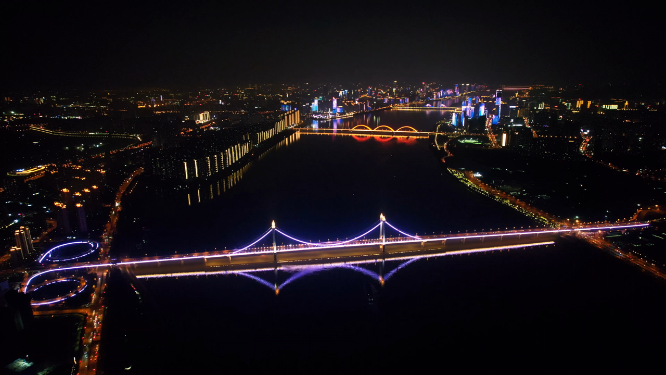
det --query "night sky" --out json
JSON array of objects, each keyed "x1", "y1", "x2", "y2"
[{"x1": 2, "y1": 1, "x2": 662, "y2": 89}]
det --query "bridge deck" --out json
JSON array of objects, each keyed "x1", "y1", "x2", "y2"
[
  {"x1": 23, "y1": 223, "x2": 648, "y2": 289},
  {"x1": 125, "y1": 230, "x2": 559, "y2": 277},
  {"x1": 295, "y1": 128, "x2": 488, "y2": 137}
]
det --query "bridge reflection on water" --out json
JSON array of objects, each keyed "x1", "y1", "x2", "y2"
[
  {"x1": 134, "y1": 240, "x2": 557, "y2": 296},
  {"x1": 24, "y1": 218, "x2": 648, "y2": 301}
]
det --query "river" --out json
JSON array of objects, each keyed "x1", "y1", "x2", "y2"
[{"x1": 101, "y1": 109, "x2": 666, "y2": 373}]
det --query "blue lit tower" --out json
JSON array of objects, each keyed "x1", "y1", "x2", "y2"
[
  {"x1": 332, "y1": 97, "x2": 337, "y2": 111},
  {"x1": 455, "y1": 84, "x2": 459, "y2": 96},
  {"x1": 479, "y1": 103, "x2": 486, "y2": 117},
  {"x1": 495, "y1": 89, "x2": 503, "y2": 119},
  {"x1": 312, "y1": 99, "x2": 318, "y2": 112}
]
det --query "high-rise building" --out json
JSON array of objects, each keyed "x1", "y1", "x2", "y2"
[
  {"x1": 57, "y1": 203, "x2": 72, "y2": 235},
  {"x1": 76, "y1": 203, "x2": 88, "y2": 234},
  {"x1": 197, "y1": 111, "x2": 210, "y2": 124},
  {"x1": 61, "y1": 188, "x2": 73, "y2": 208},
  {"x1": 312, "y1": 99, "x2": 318, "y2": 112},
  {"x1": 14, "y1": 226, "x2": 34, "y2": 258},
  {"x1": 495, "y1": 90, "x2": 503, "y2": 119},
  {"x1": 10, "y1": 246, "x2": 24, "y2": 262},
  {"x1": 332, "y1": 98, "x2": 337, "y2": 111}
]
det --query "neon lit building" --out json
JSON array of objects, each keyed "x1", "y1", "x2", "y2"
[{"x1": 312, "y1": 99, "x2": 318, "y2": 112}]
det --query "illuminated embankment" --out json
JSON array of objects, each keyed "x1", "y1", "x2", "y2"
[
  {"x1": 30, "y1": 125, "x2": 141, "y2": 140},
  {"x1": 448, "y1": 168, "x2": 558, "y2": 226}
]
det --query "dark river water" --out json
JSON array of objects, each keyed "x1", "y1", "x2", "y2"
[{"x1": 103, "y1": 110, "x2": 666, "y2": 374}]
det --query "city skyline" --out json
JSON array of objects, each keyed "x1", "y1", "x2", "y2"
[{"x1": 2, "y1": 3, "x2": 666, "y2": 372}]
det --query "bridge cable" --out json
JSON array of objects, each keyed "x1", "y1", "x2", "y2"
[
  {"x1": 232, "y1": 228, "x2": 274, "y2": 253},
  {"x1": 384, "y1": 221, "x2": 421, "y2": 239},
  {"x1": 274, "y1": 229, "x2": 329, "y2": 247},
  {"x1": 274, "y1": 222, "x2": 382, "y2": 247}
]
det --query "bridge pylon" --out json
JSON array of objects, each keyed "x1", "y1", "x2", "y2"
[
  {"x1": 380, "y1": 213, "x2": 386, "y2": 253},
  {"x1": 272, "y1": 220, "x2": 277, "y2": 263}
]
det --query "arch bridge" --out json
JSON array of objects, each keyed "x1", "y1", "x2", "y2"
[
  {"x1": 295, "y1": 125, "x2": 487, "y2": 139},
  {"x1": 296, "y1": 125, "x2": 430, "y2": 138}
]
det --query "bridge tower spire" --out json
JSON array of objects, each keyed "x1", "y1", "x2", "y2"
[
  {"x1": 272, "y1": 220, "x2": 277, "y2": 263},
  {"x1": 380, "y1": 214, "x2": 386, "y2": 253}
]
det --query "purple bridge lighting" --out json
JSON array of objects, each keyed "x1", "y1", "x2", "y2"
[{"x1": 22, "y1": 214, "x2": 649, "y2": 304}]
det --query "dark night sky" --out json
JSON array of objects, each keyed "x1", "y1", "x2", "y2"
[{"x1": 2, "y1": 1, "x2": 662, "y2": 89}]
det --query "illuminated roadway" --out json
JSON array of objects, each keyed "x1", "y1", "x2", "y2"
[
  {"x1": 24, "y1": 221, "x2": 649, "y2": 287},
  {"x1": 22, "y1": 219, "x2": 650, "y2": 374}
]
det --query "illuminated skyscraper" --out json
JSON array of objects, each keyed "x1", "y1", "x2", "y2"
[
  {"x1": 76, "y1": 203, "x2": 88, "y2": 234},
  {"x1": 332, "y1": 98, "x2": 337, "y2": 111},
  {"x1": 14, "y1": 226, "x2": 34, "y2": 258},
  {"x1": 57, "y1": 203, "x2": 72, "y2": 235},
  {"x1": 61, "y1": 188, "x2": 73, "y2": 207},
  {"x1": 312, "y1": 99, "x2": 318, "y2": 112},
  {"x1": 495, "y1": 89, "x2": 503, "y2": 119},
  {"x1": 10, "y1": 246, "x2": 24, "y2": 262},
  {"x1": 197, "y1": 111, "x2": 210, "y2": 124}
]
